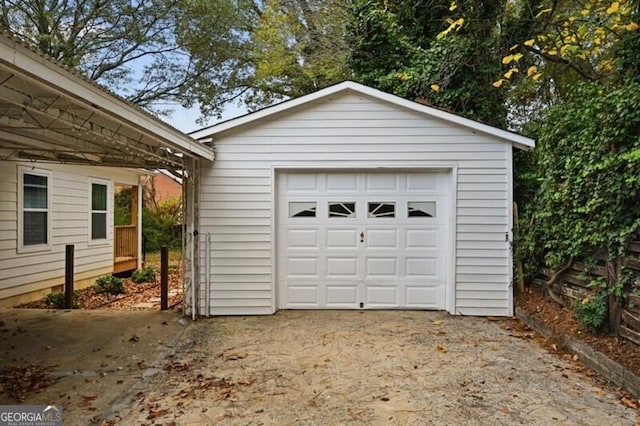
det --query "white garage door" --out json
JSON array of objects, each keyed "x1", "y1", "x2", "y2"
[{"x1": 277, "y1": 171, "x2": 451, "y2": 309}]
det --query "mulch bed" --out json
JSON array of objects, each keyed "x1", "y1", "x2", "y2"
[
  {"x1": 15, "y1": 272, "x2": 183, "y2": 311},
  {"x1": 516, "y1": 286, "x2": 640, "y2": 378}
]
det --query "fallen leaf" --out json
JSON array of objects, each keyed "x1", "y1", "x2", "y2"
[
  {"x1": 436, "y1": 345, "x2": 448, "y2": 354},
  {"x1": 621, "y1": 397, "x2": 638, "y2": 409},
  {"x1": 223, "y1": 352, "x2": 247, "y2": 361},
  {"x1": 500, "y1": 407, "x2": 509, "y2": 414},
  {"x1": 129, "y1": 335, "x2": 140, "y2": 342},
  {"x1": 431, "y1": 320, "x2": 443, "y2": 325},
  {"x1": 146, "y1": 408, "x2": 169, "y2": 420}
]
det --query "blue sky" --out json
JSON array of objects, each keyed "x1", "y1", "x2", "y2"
[{"x1": 164, "y1": 102, "x2": 247, "y2": 133}]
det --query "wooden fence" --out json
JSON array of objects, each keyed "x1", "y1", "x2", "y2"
[{"x1": 532, "y1": 239, "x2": 640, "y2": 345}]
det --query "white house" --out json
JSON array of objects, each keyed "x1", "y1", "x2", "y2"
[
  {"x1": 0, "y1": 33, "x2": 213, "y2": 308},
  {"x1": 191, "y1": 82, "x2": 535, "y2": 317},
  {"x1": 0, "y1": 163, "x2": 145, "y2": 306}
]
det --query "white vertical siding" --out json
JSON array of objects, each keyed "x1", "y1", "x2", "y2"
[
  {"x1": 200, "y1": 91, "x2": 512, "y2": 316},
  {"x1": 0, "y1": 162, "x2": 141, "y2": 301}
]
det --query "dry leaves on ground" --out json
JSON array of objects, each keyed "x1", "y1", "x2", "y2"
[{"x1": 0, "y1": 365, "x2": 58, "y2": 402}]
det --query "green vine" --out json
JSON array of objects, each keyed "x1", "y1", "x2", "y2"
[{"x1": 517, "y1": 81, "x2": 640, "y2": 277}]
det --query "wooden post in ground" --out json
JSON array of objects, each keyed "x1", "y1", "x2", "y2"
[
  {"x1": 64, "y1": 244, "x2": 74, "y2": 309},
  {"x1": 161, "y1": 245, "x2": 168, "y2": 311},
  {"x1": 513, "y1": 202, "x2": 525, "y2": 294}
]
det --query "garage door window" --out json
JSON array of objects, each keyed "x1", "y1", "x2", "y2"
[
  {"x1": 289, "y1": 202, "x2": 316, "y2": 218},
  {"x1": 368, "y1": 202, "x2": 395, "y2": 218},
  {"x1": 329, "y1": 202, "x2": 356, "y2": 218},
  {"x1": 408, "y1": 201, "x2": 436, "y2": 218}
]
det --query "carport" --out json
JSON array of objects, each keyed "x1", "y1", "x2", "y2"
[{"x1": 0, "y1": 33, "x2": 214, "y2": 315}]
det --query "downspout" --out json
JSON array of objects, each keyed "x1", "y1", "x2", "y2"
[
  {"x1": 205, "y1": 232, "x2": 211, "y2": 317},
  {"x1": 191, "y1": 157, "x2": 197, "y2": 321}
]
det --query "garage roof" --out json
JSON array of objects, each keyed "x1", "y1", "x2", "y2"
[
  {"x1": 0, "y1": 32, "x2": 213, "y2": 172},
  {"x1": 191, "y1": 81, "x2": 535, "y2": 150}
]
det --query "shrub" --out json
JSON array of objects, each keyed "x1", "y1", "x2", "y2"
[
  {"x1": 45, "y1": 291, "x2": 79, "y2": 309},
  {"x1": 143, "y1": 198, "x2": 182, "y2": 252},
  {"x1": 573, "y1": 292, "x2": 607, "y2": 333},
  {"x1": 95, "y1": 275, "x2": 125, "y2": 295},
  {"x1": 131, "y1": 266, "x2": 157, "y2": 284}
]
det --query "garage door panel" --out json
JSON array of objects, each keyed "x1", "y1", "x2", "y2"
[
  {"x1": 406, "y1": 229, "x2": 437, "y2": 248},
  {"x1": 287, "y1": 257, "x2": 319, "y2": 277},
  {"x1": 366, "y1": 229, "x2": 398, "y2": 248},
  {"x1": 366, "y1": 257, "x2": 397, "y2": 277},
  {"x1": 406, "y1": 257, "x2": 438, "y2": 277},
  {"x1": 366, "y1": 285, "x2": 398, "y2": 305},
  {"x1": 326, "y1": 285, "x2": 358, "y2": 306},
  {"x1": 405, "y1": 286, "x2": 440, "y2": 307},
  {"x1": 287, "y1": 229, "x2": 318, "y2": 248},
  {"x1": 406, "y1": 173, "x2": 439, "y2": 192},
  {"x1": 366, "y1": 173, "x2": 399, "y2": 191},
  {"x1": 326, "y1": 173, "x2": 358, "y2": 192},
  {"x1": 326, "y1": 257, "x2": 358, "y2": 277},
  {"x1": 327, "y1": 229, "x2": 358, "y2": 248},
  {"x1": 287, "y1": 285, "x2": 319, "y2": 305},
  {"x1": 286, "y1": 174, "x2": 319, "y2": 191}
]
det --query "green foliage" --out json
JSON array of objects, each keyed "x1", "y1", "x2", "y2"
[
  {"x1": 573, "y1": 288, "x2": 608, "y2": 333},
  {"x1": 95, "y1": 275, "x2": 125, "y2": 295},
  {"x1": 45, "y1": 291, "x2": 79, "y2": 309},
  {"x1": 132, "y1": 266, "x2": 157, "y2": 284},
  {"x1": 143, "y1": 198, "x2": 182, "y2": 252},
  {"x1": 247, "y1": 0, "x2": 350, "y2": 108},
  {"x1": 517, "y1": 80, "x2": 640, "y2": 278},
  {"x1": 349, "y1": 0, "x2": 511, "y2": 126},
  {"x1": 114, "y1": 187, "x2": 132, "y2": 226}
]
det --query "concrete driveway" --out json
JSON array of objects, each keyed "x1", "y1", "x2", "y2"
[{"x1": 1, "y1": 309, "x2": 637, "y2": 425}]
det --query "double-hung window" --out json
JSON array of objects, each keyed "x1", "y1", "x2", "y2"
[
  {"x1": 90, "y1": 180, "x2": 109, "y2": 242},
  {"x1": 18, "y1": 167, "x2": 52, "y2": 252}
]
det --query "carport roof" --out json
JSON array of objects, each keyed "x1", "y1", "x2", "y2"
[{"x1": 0, "y1": 32, "x2": 213, "y2": 172}]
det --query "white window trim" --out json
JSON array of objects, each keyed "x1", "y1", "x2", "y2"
[
  {"x1": 88, "y1": 178, "x2": 111, "y2": 246},
  {"x1": 17, "y1": 166, "x2": 53, "y2": 254}
]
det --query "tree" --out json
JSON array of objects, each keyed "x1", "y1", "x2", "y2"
[
  {"x1": 0, "y1": 0, "x2": 241, "y2": 113},
  {"x1": 349, "y1": 0, "x2": 511, "y2": 127},
  {"x1": 179, "y1": 0, "x2": 351, "y2": 118},
  {"x1": 491, "y1": 1, "x2": 639, "y2": 110}
]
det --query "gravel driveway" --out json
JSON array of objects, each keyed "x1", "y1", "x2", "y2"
[{"x1": 105, "y1": 310, "x2": 636, "y2": 425}]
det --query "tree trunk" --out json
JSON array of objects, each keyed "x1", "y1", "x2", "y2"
[{"x1": 607, "y1": 256, "x2": 624, "y2": 334}]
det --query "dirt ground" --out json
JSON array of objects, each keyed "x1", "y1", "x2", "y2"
[
  {"x1": 101, "y1": 311, "x2": 636, "y2": 425},
  {"x1": 0, "y1": 309, "x2": 187, "y2": 425}
]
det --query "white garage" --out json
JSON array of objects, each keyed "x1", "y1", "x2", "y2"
[{"x1": 192, "y1": 81, "x2": 534, "y2": 317}]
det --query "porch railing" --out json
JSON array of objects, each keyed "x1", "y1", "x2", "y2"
[{"x1": 114, "y1": 225, "x2": 137, "y2": 259}]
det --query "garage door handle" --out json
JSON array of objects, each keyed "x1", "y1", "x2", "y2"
[{"x1": 360, "y1": 232, "x2": 364, "y2": 242}]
